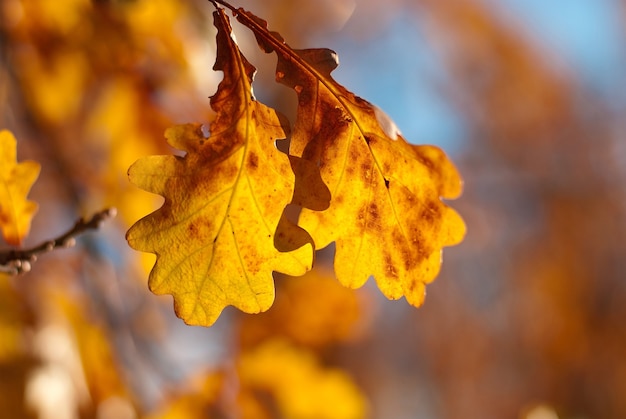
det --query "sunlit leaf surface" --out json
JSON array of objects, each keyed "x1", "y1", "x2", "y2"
[
  {"x1": 126, "y1": 10, "x2": 312, "y2": 326},
  {"x1": 234, "y1": 8, "x2": 465, "y2": 306}
]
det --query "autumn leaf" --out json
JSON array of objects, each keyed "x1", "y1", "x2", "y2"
[
  {"x1": 230, "y1": 6, "x2": 466, "y2": 307},
  {"x1": 126, "y1": 9, "x2": 313, "y2": 326},
  {"x1": 0, "y1": 130, "x2": 41, "y2": 246}
]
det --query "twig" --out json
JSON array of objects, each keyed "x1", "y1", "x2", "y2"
[
  {"x1": 0, "y1": 208, "x2": 117, "y2": 275},
  {"x1": 210, "y1": 0, "x2": 237, "y2": 13}
]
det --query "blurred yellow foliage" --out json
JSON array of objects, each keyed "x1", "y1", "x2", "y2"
[
  {"x1": 22, "y1": 0, "x2": 89, "y2": 34},
  {"x1": 86, "y1": 77, "x2": 164, "y2": 226},
  {"x1": 240, "y1": 267, "x2": 368, "y2": 348},
  {"x1": 59, "y1": 297, "x2": 131, "y2": 406},
  {"x1": 0, "y1": 277, "x2": 29, "y2": 362},
  {"x1": 238, "y1": 339, "x2": 368, "y2": 419},
  {"x1": 20, "y1": 50, "x2": 88, "y2": 125},
  {"x1": 0, "y1": 130, "x2": 40, "y2": 246},
  {"x1": 148, "y1": 372, "x2": 224, "y2": 419}
]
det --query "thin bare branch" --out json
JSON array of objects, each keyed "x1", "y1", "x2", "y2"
[{"x1": 0, "y1": 207, "x2": 117, "y2": 275}]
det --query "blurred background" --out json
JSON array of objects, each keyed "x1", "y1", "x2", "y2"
[{"x1": 1, "y1": 0, "x2": 625, "y2": 418}]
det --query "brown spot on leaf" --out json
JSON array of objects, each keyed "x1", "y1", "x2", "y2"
[
  {"x1": 368, "y1": 202, "x2": 379, "y2": 222},
  {"x1": 187, "y1": 221, "x2": 202, "y2": 241},
  {"x1": 248, "y1": 152, "x2": 259, "y2": 170},
  {"x1": 420, "y1": 201, "x2": 441, "y2": 224},
  {"x1": 228, "y1": 160, "x2": 242, "y2": 177},
  {"x1": 345, "y1": 163, "x2": 356, "y2": 177},
  {"x1": 408, "y1": 279, "x2": 418, "y2": 294},
  {"x1": 403, "y1": 250, "x2": 419, "y2": 272},
  {"x1": 384, "y1": 252, "x2": 398, "y2": 279},
  {"x1": 390, "y1": 228, "x2": 420, "y2": 271},
  {"x1": 417, "y1": 154, "x2": 435, "y2": 173},
  {"x1": 348, "y1": 144, "x2": 361, "y2": 163},
  {"x1": 363, "y1": 201, "x2": 382, "y2": 231},
  {"x1": 361, "y1": 160, "x2": 373, "y2": 182},
  {"x1": 357, "y1": 205, "x2": 366, "y2": 222}
]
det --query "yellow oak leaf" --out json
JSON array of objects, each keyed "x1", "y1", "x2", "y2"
[
  {"x1": 232, "y1": 8, "x2": 466, "y2": 307},
  {"x1": 126, "y1": 9, "x2": 312, "y2": 326},
  {"x1": 0, "y1": 130, "x2": 41, "y2": 246}
]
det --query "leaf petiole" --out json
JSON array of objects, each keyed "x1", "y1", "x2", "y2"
[{"x1": 209, "y1": 0, "x2": 237, "y2": 13}]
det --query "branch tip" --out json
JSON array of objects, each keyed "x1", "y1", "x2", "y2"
[
  {"x1": 0, "y1": 207, "x2": 116, "y2": 275},
  {"x1": 106, "y1": 207, "x2": 118, "y2": 219}
]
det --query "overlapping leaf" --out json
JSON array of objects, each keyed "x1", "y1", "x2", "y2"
[
  {"x1": 231, "y1": 8, "x2": 466, "y2": 306},
  {"x1": 0, "y1": 130, "x2": 40, "y2": 246},
  {"x1": 126, "y1": 9, "x2": 313, "y2": 326}
]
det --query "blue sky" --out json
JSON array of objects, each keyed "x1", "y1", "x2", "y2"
[
  {"x1": 318, "y1": 1, "x2": 625, "y2": 151},
  {"x1": 500, "y1": 0, "x2": 625, "y2": 102}
]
